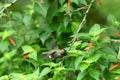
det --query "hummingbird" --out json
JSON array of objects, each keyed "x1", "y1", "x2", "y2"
[{"x1": 42, "y1": 47, "x2": 66, "y2": 60}]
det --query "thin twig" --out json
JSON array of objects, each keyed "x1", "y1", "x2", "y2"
[
  {"x1": 110, "y1": 39, "x2": 120, "y2": 43},
  {"x1": 109, "y1": 39, "x2": 120, "y2": 59},
  {"x1": 69, "y1": 0, "x2": 95, "y2": 50},
  {"x1": 64, "y1": 6, "x2": 88, "y2": 16},
  {"x1": 0, "y1": 0, "x2": 18, "y2": 14}
]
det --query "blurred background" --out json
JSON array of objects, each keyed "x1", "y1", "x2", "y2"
[{"x1": 100, "y1": 0, "x2": 120, "y2": 20}]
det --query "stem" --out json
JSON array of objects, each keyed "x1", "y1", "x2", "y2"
[
  {"x1": 0, "y1": 0, "x2": 18, "y2": 14},
  {"x1": 64, "y1": 6, "x2": 88, "y2": 16},
  {"x1": 69, "y1": 0, "x2": 95, "y2": 50},
  {"x1": 110, "y1": 39, "x2": 120, "y2": 43}
]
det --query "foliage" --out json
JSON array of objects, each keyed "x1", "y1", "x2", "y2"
[{"x1": 0, "y1": 0, "x2": 120, "y2": 80}]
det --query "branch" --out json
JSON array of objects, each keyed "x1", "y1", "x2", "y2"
[
  {"x1": 109, "y1": 39, "x2": 120, "y2": 59},
  {"x1": 0, "y1": 0, "x2": 18, "y2": 14},
  {"x1": 77, "y1": 0, "x2": 95, "y2": 33},
  {"x1": 110, "y1": 39, "x2": 120, "y2": 43},
  {"x1": 64, "y1": 6, "x2": 88, "y2": 16},
  {"x1": 69, "y1": 0, "x2": 95, "y2": 50}
]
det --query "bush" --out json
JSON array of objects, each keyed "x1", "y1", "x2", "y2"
[{"x1": 0, "y1": 0, "x2": 120, "y2": 80}]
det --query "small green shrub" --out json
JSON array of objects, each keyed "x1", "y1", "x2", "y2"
[{"x1": 0, "y1": 0, "x2": 120, "y2": 80}]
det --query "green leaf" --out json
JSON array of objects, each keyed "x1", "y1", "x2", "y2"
[
  {"x1": 35, "y1": 1, "x2": 49, "y2": 18},
  {"x1": 22, "y1": 45, "x2": 34, "y2": 54},
  {"x1": 22, "y1": 45, "x2": 37, "y2": 60},
  {"x1": 49, "y1": 23, "x2": 59, "y2": 32},
  {"x1": 10, "y1": 73, "x2": 25, "y2": 80},
  {"x1": 57, "y1": 24, "x2": 65, "y2": 37},
  {"x1": 12, "y1": 12, "x2": 22, "y2": 20},
  {"x1": 29, "y1": 51, "x2": 37, "y2": 60},
  {"x1": 63, "y1": 16, "x2": 70, "y2": 28},
  {"x1": 111, "y1": 68, "x2": 120, "y2": 74},
  {"x1": 89, "y1": 24, "x2": 106, "y2": 37},
  {"x1": 55, "y1": 67, "x2": 66, "y2": 71},
  {"x1": 0, "y1": 75, "x2": 9, "y2": 80},
  {"x1": 10, "y1": 49, "x2": 17, "y2": 57},
  {"x1": 42, "y1": 62, "x2": 58, "y2": 68},
  {"x1": 99, "y1": 36, "x2": 110, "y2": 43},
  {"x1": 71, "y1": 0, "x2": 79, "y2": 5},
  {"x1": 4, "y1": 50, "x2": 16, "y2": 60},
  {"x1": 89, "y1": 69, "x2": 100, "y2": 80},
  {"x1": 57, "y1": 24, "x2": 70, "y2": 37},
  {"x1": 23, "y1": 14, "x2": 31, "y2": 26},
  {"x1": 80, "y1": 62, "x2": 90, "y2": 72},
  {"x1": 72, "y1": 41, "x2": 81, "y2": 48},
  {"x1": 81, "y1": 42, "x2": 88, "y2": 49},
  {"x1": 25, "y1": 5, "x2": 34, "y2": 15},
  {"x1": 39, "y1": 67, "x2": 51, "y2": 79},
  {"x1": 89, "y1": 24, "x2": 101, "y2": 36},
  {"x1": 46, "y1": 4, "x2": 57, "y2": 23},
  {"x1": 58, "y1": 3, "x2": 67, "y2": 12},
  {"x1": 71, "y1": 22, "x2": 79, "y2": 34},
  {"x1": 0, "y1": 3, "x2": 3, "y2": 9},
  {"x1": 68, "y1": 50, "x2": 82, "y2": 57},
  {"x1": 39, "y1": 31, "x2": 51, "y2": 44},
  {"x1": 25, "y1": 30, "x2": 39, "y2": 43},
  {"x1": 0, "y1": 40, "x2": 9, "y2": 52},
  {"x1": 14, "y1": 36, "x2": 24, "y2": 48},
  {"x1": 89, "y1": 53, "x2": 102, "y2": 63},
  {"x1": 4, "y1": 52, "x2": 11, "y2": 60},
  {"x1": 45, "y1": 38, "x2": 56, "y2": 49},
  {"x1": 77, "y1": 71, "x2": 86, "y2": 80},
  {"x1": 75, "y1": 56, "x2": 84, "y2": 70},
  {"x1": 0, "y1": 29, "x2": 15, "y2": 40},
  {"x1": 32, "y1": 44, "x2": 41, "y2": 52},
  {"x1": 78, "y1": 33, "x2": 90, "y2": 39},
  {"x1": 0, "y1": 57, "x2": 6, "y2": 63},
  {"x1": 59, "y1": 0, "x2": 65, "y2": 5},
  {"x1": 26, "y1": 68, "x2": 39, "y2": 80},
  {"x1": 107, "y1": 14, "x2": 116, "y2": 24},
  {"x1": 91, "y1": 36, "x2": 100, "y2": 41},
  {"x1": 101, "y1": 46, "x2": 117, "y2": 60},
  {"x1": 79, "y1": 0, "x2": 87, "y2": 5}
]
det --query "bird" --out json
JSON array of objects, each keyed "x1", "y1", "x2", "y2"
[{"x1": 42, "y1": 48, "x2": 66, "y2": 60}]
